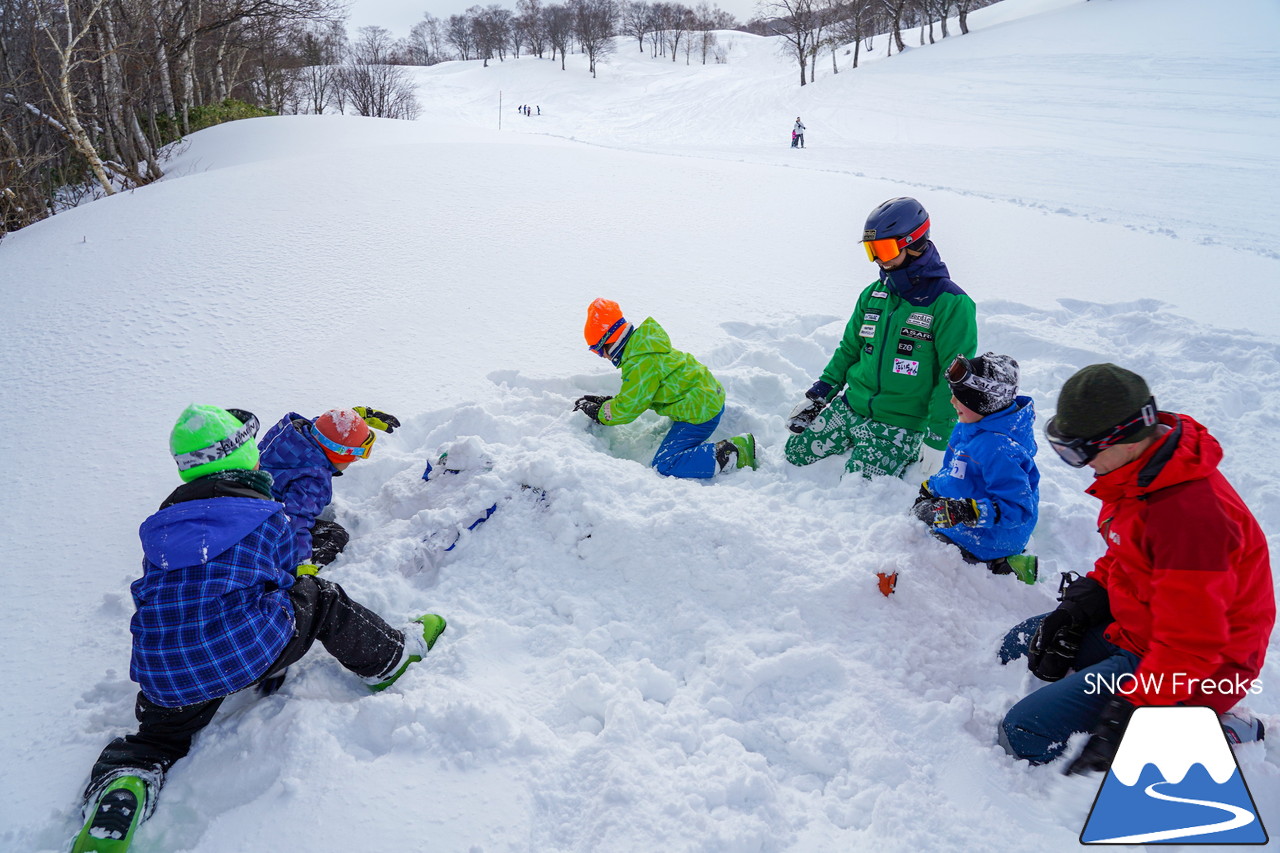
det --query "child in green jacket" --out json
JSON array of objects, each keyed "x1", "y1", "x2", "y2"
[{"x1": 576, "y1": 298, "x2": 756, "y2": 478}]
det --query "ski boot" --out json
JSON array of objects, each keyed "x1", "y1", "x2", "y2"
[
  {"x1": 368, "y1": 614, "x2": 447, "y2": 692},
  {"x1": 72, "y1": 775, "x2": 148, "y2": 853},
  {"x1": 988, "y1": 554, "x2": 1038, "y2": 585},
  {"x1": 715, "y1": 434, "x2": 758, "y2": 472},
  {"x1": 1221, "y1": 711, "x2": 1266, "y2": 745}
]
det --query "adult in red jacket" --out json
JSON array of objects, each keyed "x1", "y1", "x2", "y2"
[{"x1": 998, "y1": 364, "x2": 1274, "y2": 772}]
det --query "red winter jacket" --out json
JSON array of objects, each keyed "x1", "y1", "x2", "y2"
[{"x1": 1086, "y1": 412, "x2": 1274, "y2": 713}]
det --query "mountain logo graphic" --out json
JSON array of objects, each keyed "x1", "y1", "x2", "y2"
[{"x1": 1080, "y1": 706, "x2": 1268, "y2": 845}]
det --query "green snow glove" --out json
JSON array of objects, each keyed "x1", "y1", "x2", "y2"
[
  {"x1": 295, "y1": 564, "x2": 320, "y2": 577},
  {"x1": 354, "y1": 406, "x2": 400, "y2": 433}
]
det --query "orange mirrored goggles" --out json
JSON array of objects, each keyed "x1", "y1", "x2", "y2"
[{"x1": 862, "y1": 217, "x2": 930, "y2": 263}]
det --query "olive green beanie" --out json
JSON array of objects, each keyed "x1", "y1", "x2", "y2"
[{"x1": 1053, "y1": 363, "x2": 1156, "y2": 442}]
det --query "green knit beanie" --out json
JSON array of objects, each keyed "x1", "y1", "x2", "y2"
[
  {"x1": 1053, "y1": 364, "x2": 1156, "y2": 442},
  {"x1": 170, "y1": 404, "x2": 260, "y2": 483}
]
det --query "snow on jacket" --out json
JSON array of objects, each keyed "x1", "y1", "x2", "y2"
[
  {"x1": 928, "y1": 395, "x2": 1040, "y2": 561},
  {"x1": 257, "y1": 413, "x2": 338, "y2": 562},
  {"x1": 130, "y1": 476, "x2": 297, "y2": 708},
  {"x1": 819, "y1": 242, "x2": 977, "y2": 450},
  {"x1": 1085, "y1": 412, "x2": 1274, "y2": 712},
  {"x1": 598, "y1": 317, "x2": 726, "y2": 426}
]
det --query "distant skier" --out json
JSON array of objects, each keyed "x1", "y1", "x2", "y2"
[
  {"x1": 997, "y1": 365, "x2": 1274, "y2": 773},
  {"x1": 576, "y1": 298, "x2": 756, "y2": 477},
  {"x1": 257, "y1": 406, "x2": 400, "y2": 572},
  {"x1": 793, "y1": 117, "x2": 806, "y2": 148},
  {"x1": 71, "y1": 405, "x2": 446, "y2": 852},
  {"x1": 785, "y1": 196, "x2": 977, "y2": 479},
  {"x1": 911, "y1": 352, "x2": 1039, "y2": 584}
]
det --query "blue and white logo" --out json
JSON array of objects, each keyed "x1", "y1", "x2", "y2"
[{"x1": 1080, "y1": 706, "x2": 1268, "y2": 845}]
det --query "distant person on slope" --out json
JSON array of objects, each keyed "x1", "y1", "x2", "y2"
[
  {"x1": 72, "y1": 405, "x2": 446, "y2": 851},
  {"x1": 576, "y1": 298, "x2": 757, "y2": 477},
  {"x1": 785, "y1": 196, "x2": 977, "y2": 479},
  {"x1": 911, "y1": 352, "x2": 1040, "y2": 584},
  {"x1": 257, "y1": 406, "x2": 400, "y2": 573},
  {"x1": 793, "y1": 117, "x2": 806, "y2": 148},
  {"x1": 997, "y1": 364, "x2": 1273, "y2": 773}
]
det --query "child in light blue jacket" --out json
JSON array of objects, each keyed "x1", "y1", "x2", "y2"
[{"x1": 912, "y1": 352, "x2": 1040, "y2": 583}]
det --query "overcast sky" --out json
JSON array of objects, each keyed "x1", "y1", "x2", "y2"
[{"x1": 344, "y1": 0, "x2": 763, "y2": 38}]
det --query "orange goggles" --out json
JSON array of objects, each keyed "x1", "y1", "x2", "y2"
[
  {"x1": 862, "y1": 217, "x2": 930, "y2": 263},
  {"x1": 310, "y1": 424, "x2": 377, "y2": 459}
]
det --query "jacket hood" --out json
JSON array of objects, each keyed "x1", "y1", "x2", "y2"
[
  {"x1": 139, "y1": 498, "x2": 283, "y2": 568},
  {"x1": 880, "y1": 242, "x2": 967, "y2": 307},
  {"x1": 957, "y1": 395, "x2": 1037, "y2": 453},
  {"x1": 258, "y1": 412, "x2": 337, "y2": 473},
  {"x1": 1087, "y1": 413, "x2": 1222, "y2": 502},
  {"x1": 623, "y1": 317, "x2": 673, "y2": 359}
]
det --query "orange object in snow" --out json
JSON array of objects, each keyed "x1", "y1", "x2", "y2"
[{"x1": 876, "y1": 571, "x2": 898, "y2": 596}]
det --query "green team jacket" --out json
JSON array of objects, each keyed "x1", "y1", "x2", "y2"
[
  {"x1": 598, "y1": 317, "x2": 726, "y2": 426},
  {"x1": 819, "y1": 272, "x2": 977, "y2": 450}
]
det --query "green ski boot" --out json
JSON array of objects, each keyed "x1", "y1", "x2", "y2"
[
  {"x1": 989, "y1": 554, "x2": 1038, "y2": 585},
  {"x1": 71, "y1": 775, "x2": 148, "y2": 853},
  {"x1": 368, "y1": 614, "x2": 447, "y2": 692},
  {"x1": 715, "y1": 434, "x2": 758, "y2": 472}
]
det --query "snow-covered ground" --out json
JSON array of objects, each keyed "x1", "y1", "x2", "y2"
[{"x1": 2, "y1": 0, "x2": 1278, "y2": 849}]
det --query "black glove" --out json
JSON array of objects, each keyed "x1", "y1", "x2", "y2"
[
  {"x1": 1027, "y1": 574, "x2": 1111, "y2": 682},
  {"x1": 929, "y1": 498, "x2": 981, "y2": 528},
  {"x1": 574, "y1": 394, "x2": 612, "y2": 422},
  {"x1": 1027, "y1": 609, "x2": 1083, "y2": 682},
  {"x1": 354, "y1": 406, "x2": 401, "y2": 433},
  {"x1": 786, "y1": 381, "x2": 833, "y2": 434},
  {"x1": 1066, "y1": 696, "x2": 1135, "y2": 775},
  {"x1": 911, "y1": 483, "x2": 936, "y2": 523}
]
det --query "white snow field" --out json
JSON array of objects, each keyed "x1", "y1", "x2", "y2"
[{"x1": 2, "y1": 0, "x2": 1279, "y2": 849}]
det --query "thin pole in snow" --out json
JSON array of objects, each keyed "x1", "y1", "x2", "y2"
[{"x1": 499, "y1": 90, "x2": 502, "y2": 130}]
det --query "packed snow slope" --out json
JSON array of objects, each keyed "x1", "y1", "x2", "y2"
[{"x1": 1, "y1": 0, "x2": 1278, "y2": 850}]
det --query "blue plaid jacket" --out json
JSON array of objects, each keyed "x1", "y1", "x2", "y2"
[
  {"x1": 131, "y1": 494, "x2": 297, "y2": 707},
  {"x1": 257, "y1": 413, "x2": 337, "y2": 562}
]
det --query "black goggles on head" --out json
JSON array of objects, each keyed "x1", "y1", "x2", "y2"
[
  {"x1": 945, "y1": 354, "x2": 1006, "y2": 398},
  {"x1": 1044, "y1": 398, "x2": 1158, "y2": 468}
]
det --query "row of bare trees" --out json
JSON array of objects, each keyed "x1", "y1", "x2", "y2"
[{"x1": 750, "y1": 0, "x2": 998, "y2": 86}]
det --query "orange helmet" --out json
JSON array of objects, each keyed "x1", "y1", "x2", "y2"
[
  {"x1": 311, "y1": 408, "x2": 375, "y2": 464},
  {"x1": 584, "y1": 298, "x2": 627, "y2": 355}
]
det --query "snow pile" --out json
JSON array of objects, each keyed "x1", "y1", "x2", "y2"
[{"x1": 1, "y1": 0, "x2": 1277, "y2": 850}]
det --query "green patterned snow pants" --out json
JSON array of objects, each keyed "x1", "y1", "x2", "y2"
[{"x1": 784, "y1": 397, "x2": 923, "y2": 479}]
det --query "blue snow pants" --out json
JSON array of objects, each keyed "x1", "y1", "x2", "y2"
[
  {"x1": 651, "y1": 408, "x2": 723, "y2": 479},
  {"x1": 997, "y1": 613, "x2": 1140, "y2": 765}
]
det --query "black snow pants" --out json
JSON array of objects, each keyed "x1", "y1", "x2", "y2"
[{"x1": 84, "y1": 576, "x2": 404, "y2": 805}]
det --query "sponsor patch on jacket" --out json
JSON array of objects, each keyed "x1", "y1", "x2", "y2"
[
  {"x1": 900, "y1": 327, "x2": 934, "y2": 342},
  {"x1": 863, "y1": 311, "x2": 881, "y2": 322},
  {"x1": 871, "y1": 290, "x2": 889, "y2": 300},
  {"x1": 893, "y1": 358, "x2": 920, "y2": 376},
  {"x1": 859, "y1": 324, "x2": 877, "y2": 338},
  {"x1": 948, "y1": 458, "x2": 968, "y2": 480},
  {"x1": 897, "y1": 340, "x2": 914, "y2": 355},
  {"x1": 906, "y1": 312, "x2": 933, "y2": 328}
]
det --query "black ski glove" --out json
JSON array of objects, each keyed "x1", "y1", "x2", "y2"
[
  {"x1": 354, "y1": 406, "x2": 401, "y2": 433},
  {"x1": 928, "y1": 498, "x2": 982, "y2": 528},
  {"x1": 911, "y1": 483, "x2": 936, "y2": 523},
  {"x1": 1027, "y1": 574, "x2": 1111, "y2": 682},
  {"x1": 1066, "y1": 696, "x2": 1135, "y2": 776},
  {"x1": 786, "y1": 381, "x2": 833, "y2": 434},
  {"x1": 574, "y1": 395, "x2": 612, "y2": 422}
]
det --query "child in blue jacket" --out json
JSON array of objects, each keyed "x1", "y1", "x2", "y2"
[
  {"x1": 73, "y1": 405, "x2": 443, "y2": 851},
  {"x1": 257, "y1": 406, "x2": 399, "y2": 570},
  {"x1": 912, "y1": 352, "x2": 1040, "y2": 583}
]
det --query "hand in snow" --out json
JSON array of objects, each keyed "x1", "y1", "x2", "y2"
[
  {"x1": 574, "y1": 395, "x2": 612, "y2": 422},
  {"x1": 354, "y1": 407, "x2": 401, "y2": 433},
  {"x1": 1066, "y1": 696, "x2": 1135, "y2": 775},
  {"x1": 928, "y1": 498, "x2": 981, "y2": 528}
]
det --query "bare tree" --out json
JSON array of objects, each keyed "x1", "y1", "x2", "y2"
[
  {"x1": 446, "y1": 13, "x2": 476, "y2": 60},
  {"x1": 516, "y1": 0, "x2": 549, "y2": 58},
  {"x1": 545, "y1": 3, "x2": 574, "y2": 69},
  {"x1": 572, "y1": 0, "x2": 617, "y2": 77},
  {"x1": 342, "y1": 26, "x2": 419, "y2": 118},
  {"x1": 621, "y1": 1, "x2": 652, "y2": 51},
  {"x1": 759, "y1": 0, "x2": 817, "y2": 86},
  {"x1": 407, "y1": 15, "x2": 449, "y2": 65}
]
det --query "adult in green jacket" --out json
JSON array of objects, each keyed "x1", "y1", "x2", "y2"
[
  {"x1": 786, "y1": 197, "x2": 977, "y2": 479},
  {"x1": 576, "y1": 299, "x2": 756, "y2": 478}
]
